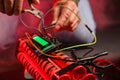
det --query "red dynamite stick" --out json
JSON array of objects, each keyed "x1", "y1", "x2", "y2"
[
  {"x1": 71, "y1": 66, "x2": 87, "y2": 80},
  {"x1": 82, "y1": 73, "x2": 97, "y2": 80},
  {"x1": 19, "y1": 40, "x2": 30, "y2": 53},
  {"x1": 18, "y1": 40, "x2": 71, "y2": 80},
  {"x1": 17, "y1": 52, "x2": 49, "y2": 80},
  {"x1": 58, "y1": 74, "x2": 71, "y2": 80},
  {"x1": 52, "y1": 52, "x2": 74, "y2": 68},
  {"x1": 52, "y1": 52, "x2": 87, "y2": 80}
]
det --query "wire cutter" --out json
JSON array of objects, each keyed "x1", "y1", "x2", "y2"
[
  {"x1": 22, "y1": 0, "x2": 43, "y2": 19},
  {"x1": 22, "y1": 0, "x2": 56, "y2": 30}
]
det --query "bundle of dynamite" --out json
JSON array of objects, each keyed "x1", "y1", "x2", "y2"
[
  {"x1": 17, "y1": 33, "x2": 97, "y2": 80},
  {"x1": 17, "y1": 1, "x2": 120, "y2": 79},
  {"x1": 17, "y1": 33, "x2": 120, "y2": 80}
]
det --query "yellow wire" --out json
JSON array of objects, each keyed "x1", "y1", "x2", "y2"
[{"x1": 55, "y1": 32, "x2": 97, "y2": 52}]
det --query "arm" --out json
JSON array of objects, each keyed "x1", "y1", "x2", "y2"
[{"x1": 0, "y1": 0, "x2": 39, "y2": 15}]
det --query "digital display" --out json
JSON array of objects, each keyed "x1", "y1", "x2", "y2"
[{"x1": 33, "y1": 36, "x2": 49, "y2": 47}]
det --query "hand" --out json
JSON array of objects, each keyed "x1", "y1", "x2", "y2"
[
  {"x1": 52, "y1": 0, "x2": 80, "y2": 31},
  {"x1": 0, "y1": 0, "x2": 40, "y2": 16}
]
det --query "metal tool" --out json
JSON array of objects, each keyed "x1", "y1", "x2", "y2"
[{"x1": 22, "y1": 0, "x2": 43, "y2": 19}]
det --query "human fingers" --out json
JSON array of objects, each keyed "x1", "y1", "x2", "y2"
[
  {"x1": 52, "y1": 6, "x2": 60, "y2": 26},
  {"x1": 0, "y1": 0, "x2": 4, "y2": 13},
  {"x1": 65, "y1": 8, "x2": 80, "y2": 31},
  {"x1": 52, "y1": 6, "x2": 61, "y2": 31},
  {"x1": 13, "y1": 0, "x2": 23, "y2": 15},
  {"x1": 55, "y1": 0, "x2": 80, "y2": 31},
  {"x1": 63, "y1": 16, "x2": 80, "y2": 31},
  {"x1": 4, "y1": 0, "x2": 15, "y2": 15},
  {"x1": 55, "y1": 6, "x2": 72, "y2": 31},
  {"x1": 68, "y1": 7, "x2": 79, "y2": 25},
  {"x1": 70, "y1": 18, "x2": 80, "y2": 31}
]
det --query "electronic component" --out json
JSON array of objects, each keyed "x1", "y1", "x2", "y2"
[{"x1": 25, "y1": 33, "x2": 62, "y2": 55}]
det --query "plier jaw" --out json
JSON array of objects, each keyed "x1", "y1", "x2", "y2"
[{"x1": 22, "y1": 0, "x2": 43, "y2": 19}]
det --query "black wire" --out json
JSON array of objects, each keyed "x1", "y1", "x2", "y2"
[{"x1": 82, "y1": 47, "x2": 94, "y2": 57}]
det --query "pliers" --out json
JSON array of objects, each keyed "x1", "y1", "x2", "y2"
[
  {"x1": 22, "y1": 0, "x2": 56, "y2": 30},
  {"x1": 22, "y1": 0, "x2": 43, "y2": 19}
]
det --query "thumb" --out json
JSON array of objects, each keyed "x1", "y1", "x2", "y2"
[
  {"x1": 52, "y1": 6, "x2": 60, "y2": 24},
  {"x1": 32, "y1": 0, "x2": 40, "y2": 4}
]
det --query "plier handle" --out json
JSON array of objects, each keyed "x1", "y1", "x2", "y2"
[{"x1": 22, "y1": 0, "x2": 43, "y2": 19}]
